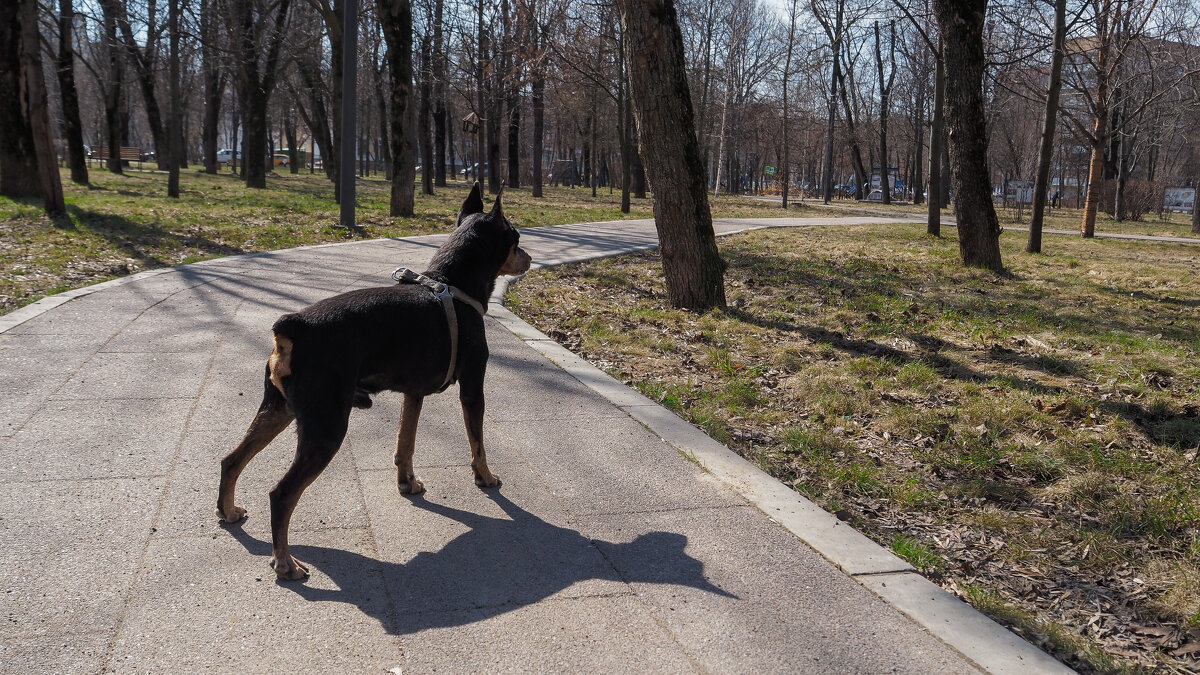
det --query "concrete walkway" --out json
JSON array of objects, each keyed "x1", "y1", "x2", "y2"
[{"x1": 1, "y1": 217, "x2": 1068, "y2": 673}]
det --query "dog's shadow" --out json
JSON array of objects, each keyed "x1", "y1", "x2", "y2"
[{"x1": 223, "y1": 490, "x2": 735, "y2": 634}]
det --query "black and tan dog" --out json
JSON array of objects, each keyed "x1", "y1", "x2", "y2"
[{"x1": 217, "y1": 183, "x2": 531, "y2": 580}]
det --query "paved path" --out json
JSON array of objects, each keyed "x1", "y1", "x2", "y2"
[
  {"x1": 781, "y1": 199, "x2": 1200, "y2": 245},
  {"x1": 1, "y1": 217, "x2": 1066, "y2": 673}
]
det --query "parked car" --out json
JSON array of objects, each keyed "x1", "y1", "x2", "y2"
[
  {"x1": 272, "y1": 154, "x2": 289, "y2": 167},
  {"x1": 216, "y1": 148, "x2": 241, "y2": 165}
]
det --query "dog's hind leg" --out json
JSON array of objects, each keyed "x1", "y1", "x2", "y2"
[
  {"x1": 394, "y1": 394, "x2": 426, "y2": 495},
  {"x1": 459, "y1": 371, "x2": 499, "y2": 489},
  {"x1": 268, "y1": 408, "x2": 349, "y2": 580},
  {"x1": 218, "y1": 366, "x2": 294, "y2": 523}
]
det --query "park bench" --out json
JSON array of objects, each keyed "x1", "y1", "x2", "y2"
[{"x1": 93, "y1": 146, "x2": 143, "y2": 165}]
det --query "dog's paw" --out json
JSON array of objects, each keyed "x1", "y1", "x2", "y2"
[
  {"x1": 217, "y1": 505, "x2": 247, "y2": 523},
  {"x1": 269, "y1": 555, "x2": 310, "y2": 581},
  {"x1": 474, "y1": 473, "x2": 501, "y2": 489},
  {"x1": 398, "y1": 476, "x2": 425, "y2": 495}
]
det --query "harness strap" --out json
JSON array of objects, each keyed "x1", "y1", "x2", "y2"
[{"x1": 392, "y1": 267, "x2": 487, "y2": 391}]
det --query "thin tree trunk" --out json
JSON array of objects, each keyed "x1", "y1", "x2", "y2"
[
  {"x1": 201, "y1": 0, "x2": 220, "y2": 174},
  {"x1": 781, "y1": 0, "x2": 797, "y2": 208},
  {"x1": 57, "y1": 0, "x2": 88, "y2": 185},
  {"x1": 820, "y1": 2, "x2": 842, "y2": 204},
  {"x1": 616, "y1": 0, "x2": 726, "y2": 311},
  {"x1": 418, "y1": 30, "x2": 433, "y2": 195},
  {"x1": 875, "y1": 21, "x2": 895, "y2": 205},
  {"x1": 432, "y1": 0, "x2": 446, "y2": 186},
  {"x1": 285, "y1": 114, "x2": 299, "y2": 174},
  {"x1": 1080, "y1": 0, "x2": 1112, "y2": 238},
  {"x1": 928, "y1": 50, "x2": 945, "y2": 232},
  {"x1": 1192, "y1": 184, "x2": 1200, "y2": 232},
  {"x1": 912, "y1": 76, "x2": 924, "y2": 206},
  {"x1": 619, "y1": 72, "x2": 631, "y2": 213},
  {"x1": 1027, "y1": 0, "x2": 1066, "y2": 252},
  {"x1": 168, "y1": 0, "x2": 180, "y2": 198},
  {"x1": 475, "y1": 0, "x2": 486, "y2": 185},
  {"x1": 531, "y1": 68, "x2": 544, "y2": 197},
  {"x1": 97, "y1": 0, "x2": 125, "y2": 175}
]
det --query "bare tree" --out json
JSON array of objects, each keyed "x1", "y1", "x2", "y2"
[
  {"x1": 780, "y1": 0, "x2": 801, "y2": 208},
  {"x1": 0, "y1": 2, "x2": 40, "y2": 197},
  {"x1": 168, "y1": 0, "x2": 181, "y2": 197},
  {"x1": 378, "y1": 0, "x2": 417, "y2": 216},
  {"x1": 225, "y1": 0, "x2": 292, "y2": 188},
  {"x1": 57, "y1": 0, "x2": 89, "y2": 185},
  {"x1": 616, "y1": 0, "x2": 726, "y2": 310},
  {"x1": 874, "y1": 20, "x2": 897, "y2": 204},
  {"x1": 933, "y1": 0, "x2": 1004, "y2": 270},
  {"x1": 1028, "y1": 0, "x2": 1068, "y2": 252},
  {"x1": 114, "y1": 0, "x2": 170, "y2": 170}
]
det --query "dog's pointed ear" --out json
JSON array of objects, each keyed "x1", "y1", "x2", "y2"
[
  {"x1": 458, "y1": 182, "x2": 484, "y2": 225},
  {"x1": 490, "y1": 183, "x2": 505, "y2": 218}
]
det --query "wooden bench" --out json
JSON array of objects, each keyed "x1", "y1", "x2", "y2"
[{"x1": 93, "y1": 146, "x2": 143, "y2": 164}]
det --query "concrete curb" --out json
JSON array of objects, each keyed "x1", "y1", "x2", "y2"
[{"x1": 490, "y1": 280, "x2": 1073, "y2": 675}]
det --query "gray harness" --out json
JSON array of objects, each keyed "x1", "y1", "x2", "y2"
[{"x1": 392, "y1": 267, "x2": 487, "y2": 392}]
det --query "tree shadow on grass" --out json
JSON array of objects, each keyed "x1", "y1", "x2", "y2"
[
  {"x1": 222, "y1": 490, "x2": 734, "y2": 635},
  {"x1": 66, "y1": 204, "x2": 244, "y2": 270}
]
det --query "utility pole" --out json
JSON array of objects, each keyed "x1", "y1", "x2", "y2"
[{"x1": 340, "y1": 0, "x2": 359, "y2": 229}]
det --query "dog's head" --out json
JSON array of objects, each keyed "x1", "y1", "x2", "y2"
[{"x1": 452, "y1": 182, "x2": 532, "y2": 278}]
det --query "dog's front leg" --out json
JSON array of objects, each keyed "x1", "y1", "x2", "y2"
[
  {"x1": 459, "y1": 379, "x2": 499, "y2": 488},
  {"x1": 395, "y1": 394, "x2": 426, "y2": 494}
]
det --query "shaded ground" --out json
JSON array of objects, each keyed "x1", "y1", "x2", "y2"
[{"x1": 508, "y1": 223, "x2": 1200, "y2": 673}]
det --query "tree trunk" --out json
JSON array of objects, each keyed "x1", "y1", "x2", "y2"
[
  {"x1": 932, "y1": 0, "x2": 1003, "y2": 270},
  {"x1": 418, "y1": 30, "x2": 433, "y2": 195},
  {"x1": 103, "y1": 0, "x2": 123, "y2": 175},
  {"x1": 875, "y1": 21, "x2": 895, "y2": 205},
  {"x1": 820, "y1": 7, "x2": 841, "y2": 205},
  {"x1": 632, "y1": 149, "x2": 646, "y2": 198},
  {"x1": 229, "y1": 0, "x2": 291, "y2": 189},
  {"x1": 532, "y1": 69, "x2": 544, "y2": 197},
  {"x1": 432, "y1": 0, "x2": 446, "y2": 187},
  {"x1": 837, "y1": 68, "x2": 869, "y2": 201},
  {"x1": 168, "y1": 0, "x2": 181, "y2": 198},
  {"x1": 1192, "y1": 185, "x2": 1200, "y2": 232},
  {"x1": 285, "y1": 114, "x2": 299, "y2": 174},
  {"x1": 475, "y1": 0, "x2": 486, "y2": 185},
  {"x1": 16, "y1": 0, "x2": 65, "y2": 214},
  {"x1": 1080, "y1": 0, "x2": 1112, "y2": 238},
  {"x1": 115, "y1": 2, "x2": 169, "y2": 170},
  {"x1": 201, "y1": 0, "x2": 220, "y2": 174},
  {"x1": 1027, "y1": 0, "x2": 1066, "y2": 253},
  {"x1": 619, "y1": 74, "x2": 631, "y2": 213},
  {"x1": 616, "y1": 0, "x2": 726, "y2": 311},
  {"x1": 781, "y1": 0, "x2": 797, "y2": 209},
  {"x1": 379, "y1": 0, "x2": 416, "y2": 216},
  {"x1": 507, "y1": 93, "x2": 521, "y2": 189},
  {"x1": 57, "y1": 0, "x2": 88, "y2": 185},
  {"x1": 0, "y1": 1, "x2": 40, "y2": 197}
]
